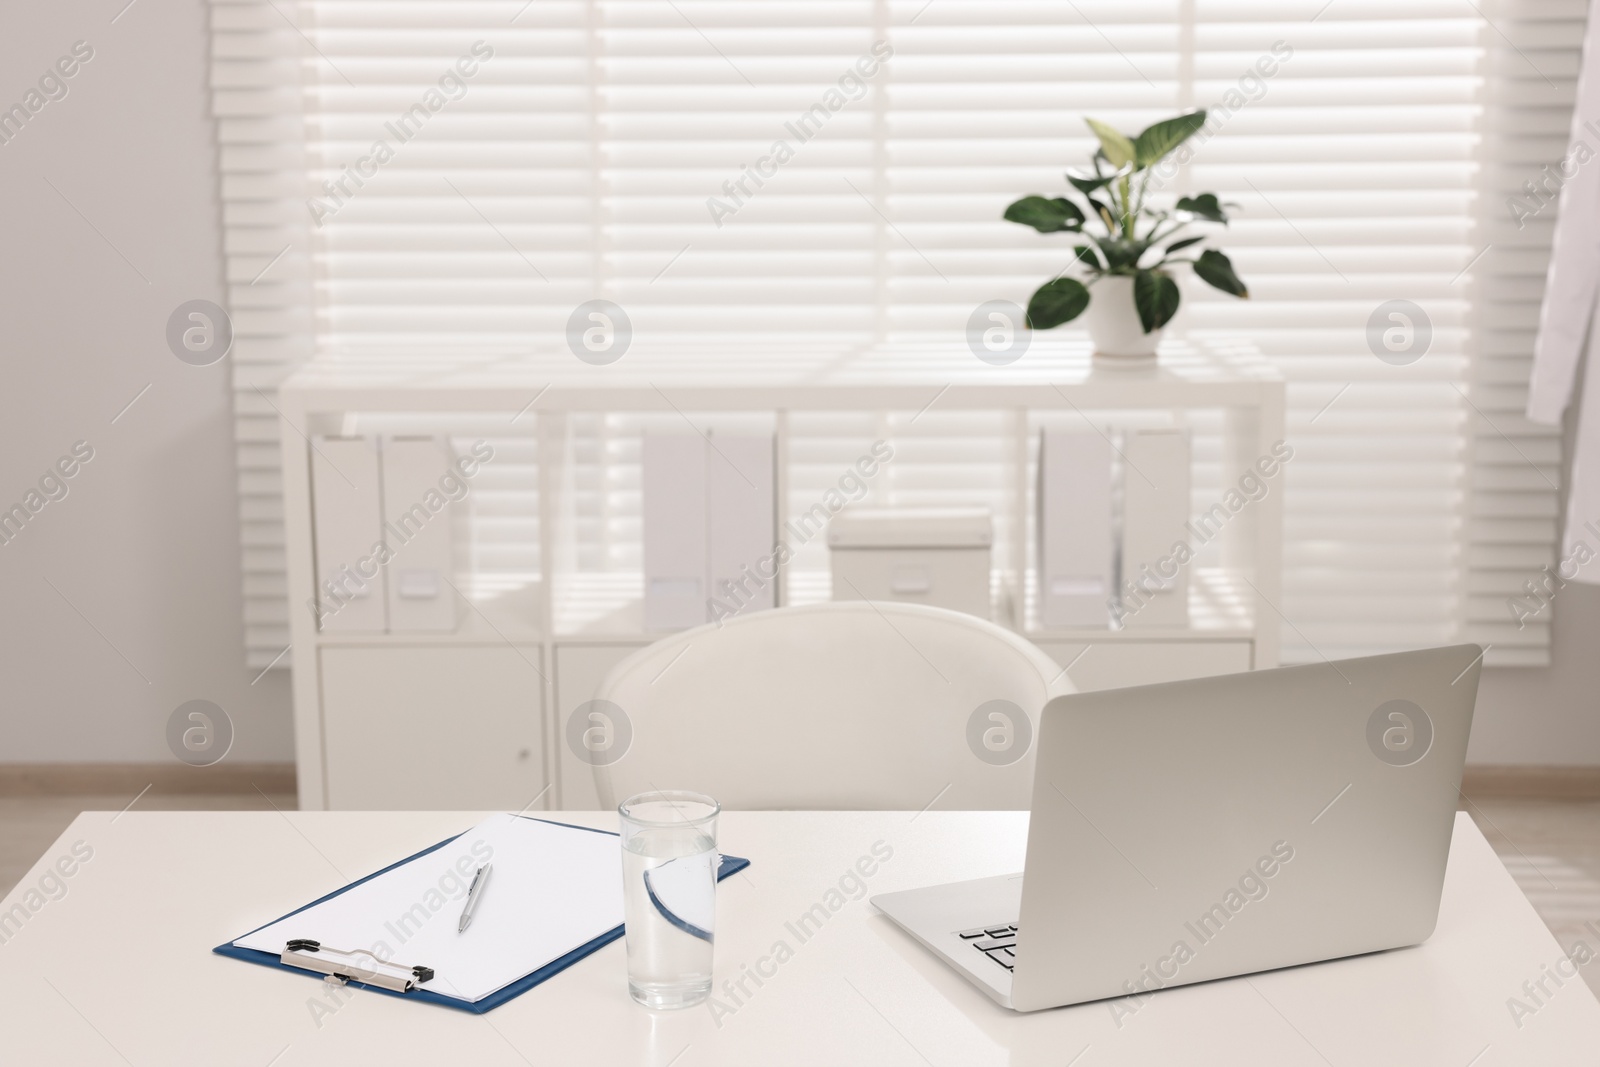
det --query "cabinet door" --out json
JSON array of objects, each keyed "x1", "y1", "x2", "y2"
[
  {"x1": 1034, "y1": 640, "x2": 1253, "y2": 692},
  {"x1": 553, "y1": 643, "x2": 649, "y2": 810},
  {"x1": 320, "y1": 646, "x2": 545, "y2": 810}
]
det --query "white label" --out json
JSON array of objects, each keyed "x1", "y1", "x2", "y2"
[{"x1": 890, "y1": 565, "x2": 933, "y2": 594}]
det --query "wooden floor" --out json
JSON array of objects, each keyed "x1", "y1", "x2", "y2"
[
  {"x1": 1458, "y1": 796, "x2": 1600, "y2": 997},
  {"x1": 3, "y1": 792, "x2": 1597, "y2": 997},
  {"x1": 0, "y1": 790, "x2": 298, "y2": 901}
]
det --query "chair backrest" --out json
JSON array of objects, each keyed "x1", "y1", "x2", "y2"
[{"x1": 587, "y1": 601, "x2": 1072, "y2": 810}]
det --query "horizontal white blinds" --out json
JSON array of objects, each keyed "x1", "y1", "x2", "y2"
[
  {"x1": 1466, "y1": 0, "x2": 1576, "y2": 665},
  {"x1": 1180, "y1": 5, "x2": 1482, "y2": 662},
  {"x1": 211, "y1": 0, "x2": 1570, "y2": 667},
  {"x1": 212, "y1": 0, "x2": 318, "y2": 668}
]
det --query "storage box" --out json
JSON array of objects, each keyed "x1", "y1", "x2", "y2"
[
  {"x1": 642, "y1": 431, "x2": 776, "y2": 630},
  {"x1": 381, "y1": 436, "x2": 461, "y2": 633},
  {"x1": 827, "y1": 507, "x2": 992, "y2": 619},
  {"x1": 311, "y1": 435, "x2": 387, "y2": 632},
  {"x1": 1119, "y1": 429, "x2": 1191, "y2": 628},
  {"x1": 1038, "y1": 428, "x2": 1114, "y2": 628},
  {"x1": 641, "y1": 434, "x2": 709, "y2": 631}
]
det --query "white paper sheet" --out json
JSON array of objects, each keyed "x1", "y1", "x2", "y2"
[{"x1": 233, "y1": 814, "x2": 623, "y2": 1003}]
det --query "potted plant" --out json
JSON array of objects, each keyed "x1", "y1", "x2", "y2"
[{"x1": 1004, "y1": 111, "x2": 1248, "y2": 360}]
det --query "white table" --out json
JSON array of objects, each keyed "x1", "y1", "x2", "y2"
[{"x1": 2, "y1": 810, "x2": 1596, "y2": 1065}]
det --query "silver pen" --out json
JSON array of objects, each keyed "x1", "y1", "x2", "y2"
[{"x1": 458, "y1": 863, "x2": 491, "y2": 933}]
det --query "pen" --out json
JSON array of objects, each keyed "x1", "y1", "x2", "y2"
[{"x1": 458, "y1": 863, "x2": 491, "y2": 933}]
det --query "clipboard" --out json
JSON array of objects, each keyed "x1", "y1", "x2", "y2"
[{"x1": 214, "y1": 816, "x2": 750, "y2": 1014}]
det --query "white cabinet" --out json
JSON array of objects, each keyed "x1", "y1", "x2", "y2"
[
  {"x1": 319, "y1": 646, "x2": 546, "y2": 810},
  {"x1": 1034, "y1": 640, "x2": 1253, "y2": 692}
]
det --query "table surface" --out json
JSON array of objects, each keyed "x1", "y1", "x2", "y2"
[{"x1": 2, "y1": 810, "x2": 1596, "y2": 1066}]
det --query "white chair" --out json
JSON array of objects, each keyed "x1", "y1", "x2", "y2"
[{"x1": 587, "y1": 601, "x2": 1073, "y2": 810}]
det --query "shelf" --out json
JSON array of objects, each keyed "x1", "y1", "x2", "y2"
[
  {"x1": 551, "y1": 572, "x2": 649, "y2": 640},
  {"x1": 279, "y1": 338, "x2": 1281, "y2": 416},
  {"x1": 280, "y1": 341, "x2": 1284, "y2": 811},
  {"x1": 1021, "y1": 568, "x2": 1257, "y2": 642}
]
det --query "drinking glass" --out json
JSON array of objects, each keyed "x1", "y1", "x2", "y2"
[{"x1": 618, "y1": 790, "x2": 720, "y2": 1009}]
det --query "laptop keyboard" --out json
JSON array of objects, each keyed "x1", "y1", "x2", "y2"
[{"x1": 956, "y1": 924, "x2": 1018, "y2": 971}]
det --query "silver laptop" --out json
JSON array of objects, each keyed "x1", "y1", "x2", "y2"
[{"x1": 872, "y1": 645, "x2": 1482, "y2": 1013}]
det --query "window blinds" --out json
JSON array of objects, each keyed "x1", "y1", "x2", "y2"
[
  {"x1": 210, "y1": 0, "x2": 1573, "y2": 669},
  {"x1": 1469, "y1": 0, "x2": 1575, "y2": 665}
]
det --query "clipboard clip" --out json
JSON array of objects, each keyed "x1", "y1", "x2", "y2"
[{"x1": 281, "y1": 939, "x2": 435, "y2": 994}]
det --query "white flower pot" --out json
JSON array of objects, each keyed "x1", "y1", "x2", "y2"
[{"x1": 1086, "y1": 275, "x2": 1162, "y2": 361}]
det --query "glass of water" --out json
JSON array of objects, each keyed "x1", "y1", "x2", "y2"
[{"x1": 618, "y1": 790, "x2": 720, "y2": 1009}]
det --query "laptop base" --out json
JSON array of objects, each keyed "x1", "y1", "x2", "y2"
[{"x1": 872, "y1": 873, "x2": 1024, "y2": 1009}]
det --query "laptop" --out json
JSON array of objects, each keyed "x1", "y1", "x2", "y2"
[{"x1": 871, "y1": 644, "x2": 1482, "y2": 1013}]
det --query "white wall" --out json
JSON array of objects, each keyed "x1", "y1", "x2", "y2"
[
  {"x1": 0, "y1": 0, "x2": 291, "y2": 762},
  {"x1": 1471, "y1": 585, "x2": 1600, "y2": 765},
  {"x1": 0, "y1": 0, "x2": 1591, "y2": 768}
]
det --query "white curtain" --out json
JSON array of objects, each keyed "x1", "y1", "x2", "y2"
[{"x1": 1529, "y1": 0, "x2": 1600, "y2": 584}]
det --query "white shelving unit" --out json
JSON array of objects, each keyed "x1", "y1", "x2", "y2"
[{"x1": 277, "y1": 339, "x2": 1285, "y2": 810}]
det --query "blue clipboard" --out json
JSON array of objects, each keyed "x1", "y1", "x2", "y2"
[{"x1": 213, "y1": 816, "x2": 750, "y2": 1014}]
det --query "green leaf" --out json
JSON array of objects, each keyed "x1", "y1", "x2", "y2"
[
  {"x1": 1066, "y1": 170, "x2": 1114, "y2": 196},
  {"x1": 1093, "y1": 235, "x2": 1141, "y2": 271},
  {"x1": 1003, "y1": 195, "x2": 1085, "y2": 233},
  {"x1": 1132, "y1": 270, "x2": 1181, "y2": 332},
  {"x1": 1084, "y1": 118, "x2": 1136, "y2": 169},
  {"x1": 1073, "y1": 244, "x2": 1104, "y2": 269},
  {"x1": 1026, "y1": 277, "x2": 1091, "y2": 329},
  {"x1": 1132, "y1": 111, "x2": 1208, "y2": 168},
  {"x1": 1193, "y1": 248, "x2": 1249, "y2": 298},
  {"x1": 1163, "y1": 235, "x2": 1206, "y2": 253},
  {"x1": 1176, "y1": 193, "x2": 1229, "y2": 224}
]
